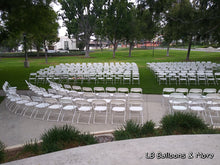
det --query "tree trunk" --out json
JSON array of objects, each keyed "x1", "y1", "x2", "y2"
[
  {"x1": 37, "y1": 46, "x2": 40, "y2": 57},
  {"x1": 45, "y1": 48, "x2": 48, "y2": 64},
  {"x1": 129, "y1": 42, "x2": 133, "y2": 57},
  {"x1": 85, "y1": 43, "x2": 90, "y2": 57},
  {"x1": 113, "y1": 42, "x2": 117, "y2": 58},
  {"x1": 44, "y1": 41, "x2": 48, "y2": 64},
  {"x1": 166, "y1": 44, "x2": 170, "y2": 57},
  {"x1": 186, "y1": 36, "x2": 192, "y2": 61}
]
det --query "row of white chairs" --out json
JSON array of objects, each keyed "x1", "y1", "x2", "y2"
[
  {"x1": 29, "y1": 62, "x2": 140, "y2": 85},
  {"x1": 147, "y1": 61, "x2": 219, "y2": 71},
  {"x1": 48, "y1": 80, "x2": 142, "y2": 94},
  {"x1": 147, "y1": 62, "x2": 220, "y2": 86},
  {"x1": 17, "y1": 81, "x2": 144, "y2": 124},
  {"x1": 3, "y1": 81, "x2": 144, "y2": 125},
  {"x1": 162, "y1": 88, "x2": 220, "y2": 126}
]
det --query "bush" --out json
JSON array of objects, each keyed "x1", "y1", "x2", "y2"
[
  {"x1": 114, "y1": 120, "x2": 156, "y2": 140},
  {"x1": 113, "y1": 120, "x2": 142, "y2": 140},
  {"x1": 23, "y1": 140, "x2": 41, "y2": 155},
  {"x1": 0, "y1": 140, "x2": 5, "y2": 163},
  {"x1": 141, "y1": 120, "x2": 155, "y2": 135},
  {"x1": 41, "y1": 125, "x2": 97, "y2": 153},
  {"x1": 160, "y1": 112, "x2": 208, "y2": 135},
  {"x1": 0, "y1": 51, "x2": 85, "y2": 57}
]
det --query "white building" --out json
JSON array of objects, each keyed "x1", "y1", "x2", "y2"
[{"x1": 53, "y1": 36, "x2": 78, "y2": 52}]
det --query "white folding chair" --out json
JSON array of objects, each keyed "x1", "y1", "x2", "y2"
[
  {"x1": 92, "y1": 100, "x2": 108, "y2": 124},
  {"x1": 170, "y1": 98, "x2": 188, "y2": 114},
  {"x1": 208, "y1": 99, "x2": 220, "y2": 126},
  {"x1": 110, "y1": 99, "x2": 126, "y2": 124},
  {"x1": 75, "y1": 100, "x2": 92, "y2": 124},
  {"x1": 60, "y1": 97, "x2": 77, "y2": 123},
  {"x1": 45, "y1": 98, "x2": 62, "y2": 122},
  {"x1": 188, "y1": 99, "x2": 207, "y2": 121},
  {"x1": 128, "y1": 100, "x2": 144, "y2": 124}
]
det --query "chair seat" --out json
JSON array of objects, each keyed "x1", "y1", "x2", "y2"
[
  {"x1": 112, "y1": 107, "x2": 125, "y2": 112},
  {"x1": 25, "y1": 102, "x2": 39, "y2": 106},
  {"x1": 94, "y1": 106, "x2": 107, "y2": 111},
  {"x1": 172, "y1": 105, "x2": 187, "y2": 111},
  {"x1": 79, "y1": 106, "x2": 92, "y2": 112},
  {"x1": 51, "y1": 95, "x2": 63, "y2": 99},
  {"x1": 36, "y1": 103, "x2": 50, "y2": 108},
  {"x1": 190, "y1": 106, "x2": 205, "y2": 111},
  {"x1": 16, "y1": 100, "x2": 29, "y2": 104},
  {"x1": 129, "y1": 106, "x2": 143, "y2": 112},
  {"x1": 63, "y1": 105, "x2": 77, "y2": 111},
  {"x1": 48, "y1": 104, "x2": 62, "y2": 109},
  {"x1": 43, "y1": 94, "x2": 54, "y2": 98},
  {"x1": 209, "y1": 106, "x2": 220, "y2": 111}
]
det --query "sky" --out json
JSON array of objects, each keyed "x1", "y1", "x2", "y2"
[
  {"x1": 50, "y1": 2, "x2": 67, "y2": 37},
  {"x1": 51, "y1": 0, "x2": 136, "y2": 37}
]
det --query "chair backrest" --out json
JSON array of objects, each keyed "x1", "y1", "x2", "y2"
[
  {"x1": 44, "y1": 98, "x2": 58, "y2": 104},
  {"x1": 128, "y1": 99, "x2": 143, "y2": 107},
  {"x1": 31, "y1": 96, "x2": 43, "y2": 102},
  {"x1": 20, "y1": 95, "x2": 31, "y2": 101},
  {"x1": 92, "y1": 99, "x2": 107, "y2": 107},
  {"x1": 83, "y1": 87, "x2": 93, "y2": 92},
  {"x1": 131, "y1": 88, "x2": 142, "y2": 93},
  {"x1": 112, "y1": 93, "x2": 126, "y2": 99},
  {"x1": 97, "y1": 92, "x2": 111, "y2": 99},
  {"x1": 110, "y1": 99, "x2": 126, "y2": 107},
  {"x1": 118, "y1": 88, "x2": 129, "y2": 93},
  {"x1": 106, "y1": 87, "x2": 116, "y2": 93},
  {"x1": 75, "y1": 100, "x2": 91, "y2": 106},
  {"x1": 60, "y1": 97, "x2": 73, "y2": 105},
  {"x1": 128, "y1": 93, "x2": 142, "y2": 100}
]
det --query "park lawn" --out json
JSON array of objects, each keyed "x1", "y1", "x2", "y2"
[{"x1": 0, "y1": 48, "x2": 219, "y2": 94}]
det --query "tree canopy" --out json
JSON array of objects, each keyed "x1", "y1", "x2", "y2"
[{"x1": 0, "y1": 0, "x2": 59, "y2": 53}]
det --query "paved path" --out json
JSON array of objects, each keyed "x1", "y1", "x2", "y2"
[
  {"x1": 0, "y1": 91, "x2": 166, "y2": 146},
  {"x1": 3, "y1": 135, "x2": 220, "y2": 165}
]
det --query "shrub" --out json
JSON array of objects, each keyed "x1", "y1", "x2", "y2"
[
  {"x1": 160, "y1": 112, "x2": 208, "y2": 135},
  {"x1": 23, "y1": 139, "x2": 41, "y2": 155},
  {"x1": 113, "y1": 128, "x2": 131, "y2": 141},
  {"x1": 114, "y1": 120, "x2": 144, "y2": 140},
  {"x1": 141, "y1": 120, "x2": 155, "y2": 135},
  {"x1": 123, "y1": 120, "x2": 142, "y2": 138},
  {"x1": 0, "y1": 140, "x2": 5, "y2": 163},
  {"x1": 41, "y1": 125, "x2": 97, "y2": 153}
]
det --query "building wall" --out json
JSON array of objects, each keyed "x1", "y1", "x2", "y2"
[{"x1": 54, "y1": 36, "x2": 78, "y2": 50}]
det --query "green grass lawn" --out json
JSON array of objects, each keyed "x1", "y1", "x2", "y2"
[{"x1": 0, "y1": 48, "x2": 219, "y2": 94}]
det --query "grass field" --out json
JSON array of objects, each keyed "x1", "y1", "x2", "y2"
[{"x1": 0, "y1": 48, "x2": 219, "y2": 94}]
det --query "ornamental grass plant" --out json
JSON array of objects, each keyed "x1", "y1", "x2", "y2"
[{"x1": 160, "y1": 112, "x2": 208, "y2": 135}]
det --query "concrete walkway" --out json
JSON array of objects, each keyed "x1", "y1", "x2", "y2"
[
  {"x1": 3, "y1": 135, "x2": 220, "y2": 165},
  {"x1": 0, "y1": 91, "x2": 166, "y2": 146},
  {"x1": 1, "y1": 90, "x2": 220, "y2": 165}
]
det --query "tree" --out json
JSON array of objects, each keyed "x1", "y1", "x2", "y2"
[
  {"x1": 163, "y1": 0, "x2": 220, "y2": 60},
  {"x1": 0, "y1": 0, "x2": 59, "y2": 66},
  {"x1": 136, "y1": 0, "x2": 161, "y2": 56},
  {"x1": 103, "y1": 0, "x2": 132, "y2": 58},
  {"x1": 122, "y1": 4, "x2": 138, "y2": 57},
  {"x1": 59, "y1": 0, "x2": 105, "y2": 57}
]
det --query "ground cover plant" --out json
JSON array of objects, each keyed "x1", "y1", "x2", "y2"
[
  {"x1": 0, "y1": 48, "x2": 219, "y2": 94},
  {"x1": 113, "y1": 120, "x2": 156, "y2": 140},
  {"x1": 0, "y1": 97, "x2": 5, "y2": 104},
  {"x1": 160, "y1": 112, "x2": 208, "y2": 135},
  {"x1": 0, "y1": 140, "x2": 5, "y2": 163},
  {"x1": 0, "y1": 125, "x2": 97, "y2": 163},
  {"x1": 113, "y1": 112, "x2": 220, "y2": 141}
]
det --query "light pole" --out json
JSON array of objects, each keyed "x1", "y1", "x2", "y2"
[{"x1": 23, "y1": 33, "x2": 29, "y2": 68}]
